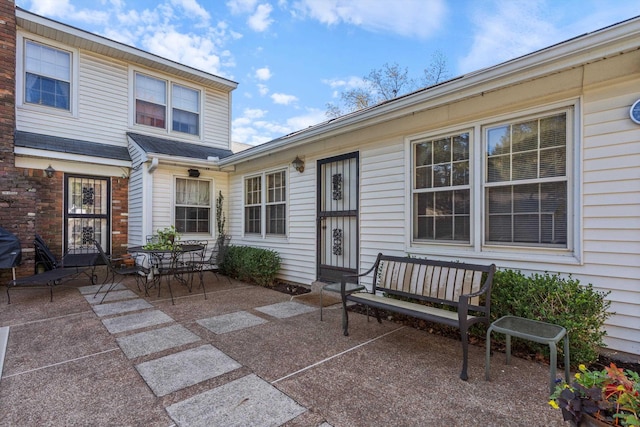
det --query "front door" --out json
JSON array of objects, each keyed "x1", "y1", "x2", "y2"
[
  {"x1": 317, "y1": 152, "x2": 359, "y2": 282},
  {"x1": 64, "y1": 175, "x2": 110, "y2": 254}
]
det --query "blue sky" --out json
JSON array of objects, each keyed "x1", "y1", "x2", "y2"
[{"x1": 16, "y1": 0, "x2": 639, "y2": 146}]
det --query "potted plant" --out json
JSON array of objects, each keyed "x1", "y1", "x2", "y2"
[
  {"x1": 143, "y1": 226, "x2": 180, "y2": 250},
  {"x1": 549, "y1": 363, "x2": 639, "y2": 426}
]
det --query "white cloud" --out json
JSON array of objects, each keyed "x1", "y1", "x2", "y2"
[
  {"x1": 142, "y1": 29, "x2": 222, "y2": 74},
  {"x1": 292, "y1": 0, "x2": 446, "y2": 39},
  {"x1": 257, "y1": 84, "x2": 269, "y2": 96},
  {"x1": 458, "y1": 0, "x2": 558, "y2": 73},
  {"x1": 255, "y1": 67, "x2": 272, "y2": 80},
  {"x1": 271, "y1": 93, "x2": 298, "y2": 105},
  {"x1": 227, "y1": 0, "x2": 259, "y2": 15},
  {"x1": 27, "y1": 0, "x2": 109, "y2": 24},
  {"x1": 170, "y1": 0, "x2": 211, "y2": 24},
  {"x1": 244, "y1": 108, "x2": 268, "y2": 119},
  {"x1": 248, "y1": 3, "x2": 274, "y2": 32}
]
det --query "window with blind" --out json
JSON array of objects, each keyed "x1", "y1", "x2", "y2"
[
  {"x1": 175, "y1": 178, "x2": 210, "y2": 233},
  {"x1": 134, "y1": 72, "x2": 201, "y2": 136},
  {"x1": 485, "y1": 112, "x2": 567, "y2": 246},
  {"x1": 135, "y1": 73, "x2": 166, "y2": 129},
  {"x1": 413, "y1": 132, "x2": 470, "y2": 243},
  {"x1": 410, "y1": 106, "x2": 572, "y2": 252},
  {"x1": 172, "y1": 84, "x2": 200, "y2": 135},
  {"x1": 244, "y1": 170, "x2": 287, "y2": 237},
  {"x1": 24, "y1": 40, "x2": 71, "y2": 110}
]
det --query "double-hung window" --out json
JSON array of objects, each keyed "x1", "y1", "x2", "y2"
[
  {"x1": 485, "y1": 112, "x2": 567, "y2": 246},
  {"x1": 134, "y1": 72, "x2": 201, "y2": 136},
  {"x1": 175, "y1": 178, "x2": 211, "y2": 233},
  {"x1": 172, "y1": 84, "x2": 200, "y2": 135},
  {"x1": 244, "y1": 171, "x2": 287, "y2": 237},
  {"x1": 413, "y1": 132, "x2": 471, "y2": 242},
  {"x1": 24, "y1": 40, "x2": 71, "y2": 110},
  {"x1": 135, "y1": 73, "x2": 166, "y2": 129},
  {"x1": 411, "y1": 106, "x2": 572, "y2": 255}
]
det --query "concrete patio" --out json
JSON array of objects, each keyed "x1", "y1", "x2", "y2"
[{"x1": 0, "y1": 270, "x2": 566, "y2": 426}]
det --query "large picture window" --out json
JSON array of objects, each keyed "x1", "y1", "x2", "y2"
[
  {"x1": 413, "y1": 132, "x2": 470, "y2": 243},
  {"x1": 24, "y1": 40, "x2": 71, "y2": 110},
  {"x1": 410, "y1": 106, "x2": 572, "y2": 253},
  {"x1": 244, "y1": 170, "x2": 287, "y2": 237},
  {"x1": 485, "y1": 112, "x2": 567, "y2": 246},
  {"x1": 175, "y1": 178, "x2": 210, "y2": 233}
]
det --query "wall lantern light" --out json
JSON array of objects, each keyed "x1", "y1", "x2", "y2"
[
  {"x1": 292, "y1": 156, "x2": 305, "y2": 173},
  {"x1": 188, "y1": 168, "x2": 200, "y2": 178},
  {"x1": 44, "y1": 165, "x2": 55, "y2": 178}
]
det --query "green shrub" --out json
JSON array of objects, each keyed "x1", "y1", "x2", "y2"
[
  {"x1": 219, "y1": 245, "x2": 281, "y2": 287},
  {"x1": 490, "y1": 269, "x2": 611, "y2": 367}
]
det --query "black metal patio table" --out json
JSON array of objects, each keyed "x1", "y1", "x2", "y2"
[{"x1": 128, "y1": 244, "x2": 205, "y2": 304}]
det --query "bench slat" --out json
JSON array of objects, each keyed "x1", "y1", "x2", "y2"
[{"x1": 349, "y1": 292, "x2": 479, "y2": 322}]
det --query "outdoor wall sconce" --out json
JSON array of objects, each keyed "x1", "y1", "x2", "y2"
[
  {"x1": 292, "y1": 156, "x2": 305, "y2": 173},
  {"x1": 188, "y1": 168, "x2": 200, "y2": 177},
  {"x1": 44, "y1": 165, "x2": 55, "y2": 178}
]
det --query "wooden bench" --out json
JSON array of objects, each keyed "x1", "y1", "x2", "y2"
[{"x1": 341, "y1": 253, "x2": 496, "y2": 380}]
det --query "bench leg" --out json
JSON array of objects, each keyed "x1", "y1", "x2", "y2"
[
  {"x1": 563, "y1": 334, "x2": 570, "y2": 384},
  {"x1": 460, "y1": 326, "x2": 469, "y2": 381},
  {"x1": 373, "y1": 307, "x2": 382, "y2": 324},
  {"x1": 342, "y1": 296, "x2": 349, "y2": 336},
  {"x1": 549, "y1": 341, "x2": 558, "y2": 395}
]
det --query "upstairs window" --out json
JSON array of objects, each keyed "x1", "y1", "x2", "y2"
[
  {"x1": 135, "y1": 73, "x2": 166, "y2": 129},
  {"x1": 24, "y1": 40, "x2": 71, "y2": 110},
  {"x1": 172, "y1": 84, "x2": 200, "y2": 135},
  {"x1": 134, "y1": 72, "x2": 201, "y2": 136},
  {"x1": 175, "y1": 178, "x2": 211, "y2": 233}
]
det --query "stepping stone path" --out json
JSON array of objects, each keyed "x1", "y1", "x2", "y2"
[{"x1": 82, "y1": 282, "x2": 318, "y2": 426}]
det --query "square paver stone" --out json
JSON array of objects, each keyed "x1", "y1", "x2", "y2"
[
  {"x1": 78, "y1": 283, "x2": 127, "y2": 295},
  {"x1": 92, "y1": 299, "x2": 153, "y2": 317},
  {"x1": 166, "y1": 373, "x2": 306, "y2": 427},
  {"x1": 197, "y1": 311, "x2": 267, "y2": 334},
  {"x1": 254, "y1": 301, "x2": 316, "y2": 319},
  {"x1": 117, "y1": 324, "x2": 200, "y2": 359},
  {"x1": 136, "y1": 344, "x2": 241, "y2": 397},
  {"x1": 102, "y1": 310, "x2": 174, "y2": 334},
  {"x1": 84, "y1": 289, "x2": 138, "y2": 304}
]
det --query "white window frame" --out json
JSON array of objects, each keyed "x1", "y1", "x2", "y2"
[
  {"x1": 407, "y1": 100, "x2": 580, "y2": 264},
  {"x1": 411, "y1": 129, "x2": 473, "y2": 245},
  {"x1": 174, "y1": 176, "x2": 212, "y2": 235},
  {"x1": 129, "y1": 68, "x2": 203, "y2": 139},
  {"x1": 243, "y1": 169, "x2": 288, "y2": 239},
  {"x1": 16, "y1": 34, "x2": 79, "y2": 117}
]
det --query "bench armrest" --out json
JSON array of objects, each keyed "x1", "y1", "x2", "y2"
[{"x1": 340, "y1": 253, "x2": 382, "y2": 295}]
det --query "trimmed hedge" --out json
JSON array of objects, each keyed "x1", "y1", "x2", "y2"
[
  {"x1": 490, "y1": 269, "x2": 611, "y2": 367},
  {"x1": 219, "y1": 245, "x2": 281, "y2": 287}
]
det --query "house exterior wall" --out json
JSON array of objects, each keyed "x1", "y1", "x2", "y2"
[
  {"x1": 15, "y1": 34, "x2": 232, "y2": 151},
  {"x1": 228, "y1": 50, "x2": 640, "y2": 355}
]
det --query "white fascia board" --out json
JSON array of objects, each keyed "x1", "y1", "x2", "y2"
[
  {"x1": 14, "y1": 147, "x2": 131, "y2": 168},
  {"x1": 145, "y1": 153, "x2": 222, "y2": 169},
  {"x1": 16, "y1": 8, "x2": 238, "y2": 92},
  {"x1": 220, "y1": 15, "x2": 640, "y2": 167}
]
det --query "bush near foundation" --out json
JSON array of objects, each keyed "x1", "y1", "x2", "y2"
[
  {"x1": 490, "y1": 269, "x2": 611, "y2": 367},
  {"x1": 219, "y1": 245, "x2": 281, "y2": 287}
]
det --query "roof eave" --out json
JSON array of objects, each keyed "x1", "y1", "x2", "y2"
[
  {"x1": 219, "y1": 14, "x2": 640, "y2": 167},
  {"x1": 15, "y1": 7, "x2": 239, "y2": 92}
]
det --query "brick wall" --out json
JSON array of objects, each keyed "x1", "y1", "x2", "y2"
[{"x1": 0, "y1": 1, "x2": 129, "y2": 282}]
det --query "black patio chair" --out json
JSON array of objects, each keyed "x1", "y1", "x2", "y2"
[
  {"x1": 187, "y1": 236, "x2": 232, "y2": 290},
  {"x1": 92, "y1": 240, "x2": 149, "y2": 304}
]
